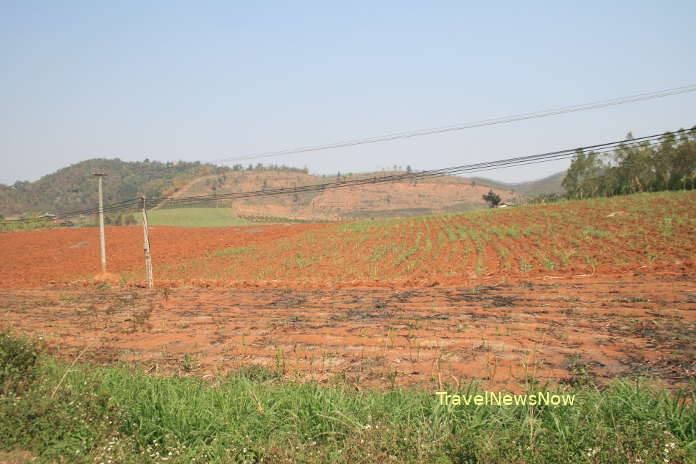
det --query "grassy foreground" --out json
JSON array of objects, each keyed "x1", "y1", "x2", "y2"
[{"x1": 1, "y1": 331, "x2": 694, "y2": 463}]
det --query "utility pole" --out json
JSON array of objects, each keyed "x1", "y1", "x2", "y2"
[
  {"x1": 93, "y1": 173, "x2": 107, "y2": 273},
  {"x1": 141, "y1": 196, "x2": 153, "y2": 288}
]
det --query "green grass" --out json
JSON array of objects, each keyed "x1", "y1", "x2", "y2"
[
  {"x1": 139, "y1": 208, "x2": 251, "y2": 227},
  {"x1": 211, "y1": 246, "x2": 256, "y2": 257},
  {"x1": 2, "y1": 331, "x2": 694, "y2": 463},
  {"x1": 0, "y1": 219, "x2": 57, "y2": 233}
]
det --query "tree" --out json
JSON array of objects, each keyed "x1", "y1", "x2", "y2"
[
  {"x1": 482, "y1": 190, "x2": 501, "y2": 208},
  {"x1": 561, "y1": 127, "x2": 696, "y2": 198},
  {"x1": 562, "y1": 150, "x2": 606, "y2": 198}
]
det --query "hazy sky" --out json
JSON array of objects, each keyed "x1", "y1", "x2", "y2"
[{"x1": 1, "y1": 1, "x2": 695, "y2": 185}]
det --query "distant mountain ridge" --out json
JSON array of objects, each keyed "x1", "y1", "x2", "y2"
[
  {"x1": 0, "y1": 158, "x2": 566, "y2": 219},
  {"x1": 471, "y1": 171, "x2": 566, "y2": 197}
]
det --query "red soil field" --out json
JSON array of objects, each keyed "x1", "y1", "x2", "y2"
[
  {"x1": 1, "y1": 191, "x2": 694, "y2": 288},
  {"x1": 1, "y1": 191, "x2": 694, "y2": 389},
  {"x1": 2, "y1": 275, "x2": 694, "y2": 390},
  {"x1": 0, "y1": 223, "x2": 327, "y2": 288}
]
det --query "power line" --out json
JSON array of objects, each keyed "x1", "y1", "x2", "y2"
[
  {"x1": 155, "y1": 128, "x2": 693, "y2": 208},
  {"x1": 7, "y1": 127, "x2": 693, "y2": 223},
  {"x1": 211, "y1": 84, "x2": 696, "y2": 164},
  {"x1": 6, "y1": 198, "x2": 142, "y2": 224}
]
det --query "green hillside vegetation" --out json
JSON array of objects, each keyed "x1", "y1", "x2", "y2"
[{"x1": 0, "y1": 159, "x2": 223, "y2": 217}]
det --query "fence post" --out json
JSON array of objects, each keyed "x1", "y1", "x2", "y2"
[{"x1": 141, "y1": 196, "x2": 154, "y2": 288}]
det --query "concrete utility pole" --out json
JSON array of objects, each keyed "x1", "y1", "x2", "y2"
[
  {"x1": 141, "y1": 196, "x2": 153, "y2": 288},
  {"x1": 93, "y1": 173, "x2": 107, "y2": 273}
]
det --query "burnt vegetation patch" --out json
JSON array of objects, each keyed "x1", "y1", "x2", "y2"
[
  {"x1": 331, "y1": 308, "x2": 399, "y2": 322},
  {"x1": 446, "y1": 285, "x2": 521, "y2": 307}
]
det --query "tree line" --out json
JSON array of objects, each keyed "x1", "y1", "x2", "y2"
[{"x1": 561, "y1": 127, "x2": 696, "y2": 199}]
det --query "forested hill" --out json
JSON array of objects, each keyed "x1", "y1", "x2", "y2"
[{"x1": 0, "y1": 159, "x2": 226, "y2": 217}]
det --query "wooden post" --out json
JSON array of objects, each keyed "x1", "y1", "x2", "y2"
[{"x1": 141, "y1": 196, "x2": 153, "y2": 288}]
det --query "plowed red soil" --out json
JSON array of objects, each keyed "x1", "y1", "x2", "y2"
[
  {"x1": 0, "y1": 223, "x2": 327, "y2": 287},
  {"x1": 1, "y1": 191, "x2": 695, "y2": 288},
  {"x1": 2, "y1": 275, "x2": 694, "y2": 390}
]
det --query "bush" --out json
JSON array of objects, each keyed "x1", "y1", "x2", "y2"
[
  {"x1": 0, "y1": 330, "x2": 39, "y2": 395},
  {"x1": 528, "y1": 192, "x2": 567, "y2": 204},
  {"x1": 482, "y1": 189, "x2": 502, "y2": 208}
]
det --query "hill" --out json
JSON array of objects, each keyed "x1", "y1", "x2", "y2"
[
  {"x1": 160, "y1": 169, "x2": 520, "y2": 220},
  {"x1": 471, "y1": 171, "x2": 566, "y2": 197},
  {"x1": 0, "y1": 158, "x2": 226, "y2": 218},
  {"x1": 15, "y1": 154, "x2": 685, "y2": 222},
  {"x1": 1, "y1": 159, "x2": 525, "y2": 220}
]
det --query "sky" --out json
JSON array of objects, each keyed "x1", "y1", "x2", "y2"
[{"x1": 1, "y1": 0, "x2": 695, "y2": 185}]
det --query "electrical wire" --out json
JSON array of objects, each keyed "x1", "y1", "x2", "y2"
[
  {"x1": 6, "y1": 127, "x2": 693, "y2": 223},
  {"x1": 153, "y1": 128, "x2": 693, "y2": 208},
  {"x1": 211, "y1": 85, "x2": 696, "y2": 164}
]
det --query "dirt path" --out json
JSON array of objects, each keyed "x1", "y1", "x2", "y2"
[{"x1": 151, "y1": 175, "x2": 218, "y2": 210}]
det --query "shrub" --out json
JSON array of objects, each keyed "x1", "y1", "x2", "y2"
[
  {"x1": 0, "y1": 330, "x2": 39, "y2": 395},
  {"x1": 482, "y1": 189, "x2": 502, "y2": 208}
]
